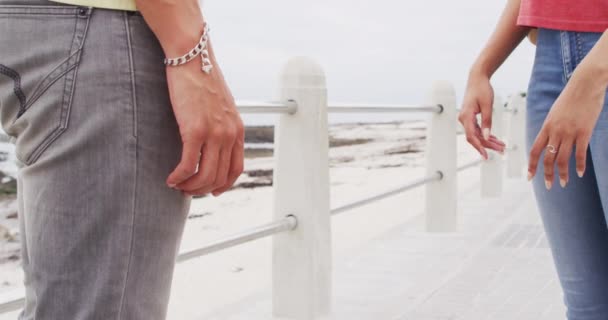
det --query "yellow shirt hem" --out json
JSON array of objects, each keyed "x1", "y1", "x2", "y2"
[{"x1": 49, "y1": 0, "x2": 136, "y2": 11}]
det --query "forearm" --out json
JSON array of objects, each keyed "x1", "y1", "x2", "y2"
[
  {"x1": 135, "y1": 0, "x2": 206, "y2": 57},
  {"x1": 470, "y1": 0, "x2": 530, "y2": 78},
  {"x1": 575, "y1": 30, "x2": 608, "y2": 87}
]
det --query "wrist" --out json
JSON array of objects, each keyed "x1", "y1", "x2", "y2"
[
  {"x1": 575, "y1": 30, "x2": 608, "y2": 87},
  {"x1": 468, "y1": 65, "x2": 491, "y2": 87},
  {"x1": 160, "y1": 22, "x2": 206, "y2": 57},
  {"x1": 469, "y1": 62, "x2": 493, "y2": 81},
  {"x1": 162, "y1": 22, "x2": 215, "y2": 74},
  {"x1": 573, "y1": 61, "x2": 608, "y2": 91}
]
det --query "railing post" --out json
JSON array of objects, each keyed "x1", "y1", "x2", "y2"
[
  {"x1": 272, "y1": 57, "x2": 331, "y2": 319},
  {"x1": 425, "y1": 81, "x2": 457, "y2": 232},
  {"x1": 507, "y1": 93, "x2": 527, "y2": 178},
  {"x1": 480, "y1": 96, "x2": 505, "y2": 197}
]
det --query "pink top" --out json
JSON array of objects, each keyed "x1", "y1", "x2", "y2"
[{"x1": 518, "y1": 0, "x2": 608, "y2": 32}]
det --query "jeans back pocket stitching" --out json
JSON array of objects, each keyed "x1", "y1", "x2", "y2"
[
  {"x1": 0, "y1": 64, "x2": 27, "y2": 115},
  {"x1": 19, "y1": 52, "x2": 81, "y2": 118},
  {"x1": 59, "y1": 7, "x2": 91, "y2": 130},
  {"x1": 22, "y1": 8, "x2": 92, "y2": 165},
  {"x1": 19, "y1": 6, "x2": 82, "y2": 120}
]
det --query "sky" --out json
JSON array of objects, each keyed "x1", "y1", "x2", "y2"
[{"x1": 203, "y1": 0, "x2": 536, "y2": 124}]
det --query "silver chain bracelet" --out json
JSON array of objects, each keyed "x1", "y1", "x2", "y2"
[{"x1": 163, "y1": 23, "x2": 213, "y2": 74}]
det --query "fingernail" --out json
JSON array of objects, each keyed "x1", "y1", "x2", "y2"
[
  {"x1": 527, "y1": 172, "x2": 533, "y2": 181},
  {"x1": 168, "y1": 183, "x2": 176, "y2": 188},
  {"x1": 545, "y1": 180, "x2": 552, "y2": 190},
  {"x1": 560, "y1": 178, "x2": 567, "y2": 188},
  {"x1": 577, "y1": 170, "x2": 584, "y2": 178},
  {"x1": 482, "y1": 128, "x2": 490, "y2": 140}
]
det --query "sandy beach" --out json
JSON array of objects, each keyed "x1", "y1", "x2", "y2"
[{"x1": 0, "y1": 120, "x2": 481, "y2": 319}]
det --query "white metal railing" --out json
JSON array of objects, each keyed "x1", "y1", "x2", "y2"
[
  {"x1": 328, "y1": 104, "x2": 442, "y2": 114},
  {"x1": 176, "y1": 215, "x2": 297, "y2": 263},
  {"x1": 331, "y1": 172, "x2": 442, "y2": 216},
  {"x1": 237, "y1": 100, "x2": 298, "y2": 114},
  {"x1": 0, "y1": 57, "x2": 528, "y2": 318}
]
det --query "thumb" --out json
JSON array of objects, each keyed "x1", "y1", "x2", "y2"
[{"x1": 167, "y1": 140, "x2": 202, "y2": 187}]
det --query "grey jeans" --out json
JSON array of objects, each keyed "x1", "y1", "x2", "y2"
[{"x1": 0, "y1": 1, "x2": 192, "y2": 319}]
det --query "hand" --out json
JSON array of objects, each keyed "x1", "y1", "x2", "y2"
[
  {"x1": 165, "y1": 57, "x2": 244, "y2": 197},
  {"x1": 458, "y1": 73, "x2": 506, "y2": 160},
  {"x1": 528, "y1": 64, "x2": 606, "y2": 189}
]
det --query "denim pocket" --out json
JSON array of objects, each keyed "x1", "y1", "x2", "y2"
[{"x1": 0, "y1": 5, "x2": 91, "y2": 165}]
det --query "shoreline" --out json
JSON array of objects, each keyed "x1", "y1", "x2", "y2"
[
  {"x1": 0, "y1": 119, "x2": 437, "y2": 299},
  {"x1": 243, "y1": 119, "x2": 422, "y2": 159}
]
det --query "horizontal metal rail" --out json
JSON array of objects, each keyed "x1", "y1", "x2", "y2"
[
  {"x1": 0, "y1": 295, "x2": 23, "y2": 314},
  {"x1": 0, "y1": 161, "x2": 486, "y2": 313},
  {"x1": 236, "y1": 101, "x2": 442, "y2": 115},
  {"x1": 328, "y1": 104, "x2": 442, "y2": 114},
  {"x1": 236, "y1": 100, "x2": 297, "y2": 114},
  {"x1": 176, "y1": 216, "x2": 298, "y2": 263},
  {"x1": 0, "y1": 216, "x2": 299, "y2": 314},
  {"x1": 331, "y1": 172, "x2": 443, "y2": 216},
  {"x1": 457, "y1": 159, "x2": 484, "y2": 172}
]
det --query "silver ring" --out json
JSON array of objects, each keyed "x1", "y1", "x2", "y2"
[{"x1": 547, "y1": 144, "x2": 558, "y2": 154}]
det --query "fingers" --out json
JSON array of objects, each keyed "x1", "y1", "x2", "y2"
[
  {"x1": 528, "y1": 130, "x2": 549, "y2": 181},
  {"x1": 167, "y1": 139, "x2": 202, "y2": 187},
  {"x1": 529, "y1": 126, "x2": 590, "y2": 190},
  {"x1": 542, "y1": 138, "x2": 560, "y2": 190},
  {"x1": 459, "y1": 111, "x2": 489, "y2": 160},
  {"x1": 481, "y1": 138, "x2": 506, "y2": 154},
  {"x1": 555, "y1": 138, "x2": 574, "y2": 188},
  {"x1": 489, "y1": 135, "x2": 506, "y2": 147},
  {"x1": 208, "y1": 145, "x2": 233, "y2": 195},
  {"x1": 468, "y1": 130, "x2": 489, "y2": 160},
  {"x1": 575, "y1": 136, "x2": 590, "y2": 178},
  {"x1": 480, "y1": 100, "x2": 493, "y2": 141},
  {"x1": 178, "y1": 143, "x2": 220, "y2": 195},
  {"x1": 212, "y1": 139, "x2": 244, "y2": 196}
]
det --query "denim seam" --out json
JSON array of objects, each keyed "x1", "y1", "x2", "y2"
[
  {"x1": 21, "y1": 60, "x2": 78, "y2": 118},
  {"x1": 116, "y1": 11, "x2": 139, "y2": 320},
  {"x1": 23, "y1": 13, "x2": 82, "y2": 117},
  {"x1": 0, "y1": 64, "x2": 27, "y2": 113},
  {"x1": 0, "y1": 5, "x2": 83, "y2": 15},
  {"x1": 125, "y1": 13, "x2": 138, "y2": 138},
  {"x1": 19, "y1": 12, "x2": 80, "y2": 118},
  {"x1": 24, "y1": 8, "x2": 92, "y2": 165},
  {"x1": 559, "y1": 31, "x2": 571, "y2": 83},
  {"x1": 24, "y1": 7, "x2": 89, "y2": 117},
  {"x1": 575, "y1": 32, "x2": 583, "y2": 66}
]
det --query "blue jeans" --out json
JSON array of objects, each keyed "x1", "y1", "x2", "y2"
[{"x1": 527, "y1": 28, "x2": 608, "y2": 320}]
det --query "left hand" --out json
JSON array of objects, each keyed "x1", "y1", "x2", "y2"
[{"x1": 528, "y1": 64, "x2": 607, "y2": 189}]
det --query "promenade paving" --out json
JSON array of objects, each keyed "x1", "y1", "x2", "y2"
[{"x1": 203, "y1": 177, "x2": 565, "y2": 320}]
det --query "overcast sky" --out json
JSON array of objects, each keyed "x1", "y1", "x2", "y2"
[{"x1": 203, "y1": 0, "x2": 536, "y2": 123}]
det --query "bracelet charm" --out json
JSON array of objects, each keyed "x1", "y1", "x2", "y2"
[{"x1": 163, "y1": 23, "x2": 213, "y2": 74}]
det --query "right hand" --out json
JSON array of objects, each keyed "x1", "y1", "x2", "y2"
[
  {"x1": 458, "y1": 73, "x2": 506, "y2": 159},
  {"x1": 165, "y1": 58, "x2": 244, "y2": 197}
]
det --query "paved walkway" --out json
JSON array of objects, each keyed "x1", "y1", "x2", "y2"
[{"x1": 203, "y1": 177, "x2": 565, "y2": 320}]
